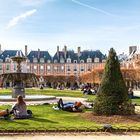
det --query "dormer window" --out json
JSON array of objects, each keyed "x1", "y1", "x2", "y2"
[
  {"x1": 47, "y1": 60, "x2": 51, "y2": 63},
  {"x1": 33, "y1": 58, "x2": 38, "y2": 63},
  {"x1": 102, "y1": 59, "x2": 106, "y2": 63},
  {"x1": 80, "y1": 60, "x2": 84, "y2": 63},
  {"x1": 5, "y1": 57, "x2": 10, "y2": 62},
  {"x1": 27, "y1": 59, "x2": 30, "y2": 63},
  {"x1": 67, "y1": 58, "x2": 71, "y2": 63},
  {"x1": 87, "y1": 58, "x2": 92, "y2": 63},
  {"x1": 40, "y1": 58, "x2": 44, "y2": 63},
  {"x1": 60, "y1": 58, "x2": 64, "y2": 63},
  {"x1": 54, "y1": 59, "x2": 57, "y2": 63},
  {"x1": 94, "y1": 57, "x2": 99, "y2": 63}
]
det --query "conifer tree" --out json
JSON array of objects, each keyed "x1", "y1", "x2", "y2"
[{"x1": 93, "y1": 48, "x2": 134, "y2": 115}]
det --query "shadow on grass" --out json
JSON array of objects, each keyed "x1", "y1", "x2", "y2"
[{"x1": 30, "y1": 117, "x2": 58, "y2": 123}]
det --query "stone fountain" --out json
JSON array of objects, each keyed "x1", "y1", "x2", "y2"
[
  {"x1": 0, "y1": 51, "x2": 56, "y2": 102},
  {"x1": 0, "y1": 51, "x2": 38, "y2": 98}
]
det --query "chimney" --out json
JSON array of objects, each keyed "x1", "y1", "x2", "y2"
[
  {"x1": 57, "y1": 45, "x2": 59, "y2": 58},
  {"x1": 25, "y1": 45, "x2": 28, "y2": 56},
  {"x1": 38, "y1": 48, "x2": 40, "y2": 59},
  {"x1": 129, "y1": 46, "x2": 137, "y2": 55},
  {"x1": 64, "y1": 45, "x2": 67, "y2": 59},
  {"x1": 77, "y1": 46, "x2": 81, "y2": 57}
]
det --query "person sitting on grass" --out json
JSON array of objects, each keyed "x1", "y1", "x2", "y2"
[{"x1": 10, "y1": 95, "x2": 32, "y2": 119}]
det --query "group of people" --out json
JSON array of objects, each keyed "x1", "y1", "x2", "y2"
[
  {"x1": 0, "y1": 95, "x2": 32, "y2": 119},
  {"x1": 82, "y1": 87, "x2": 98, "y2": 95}
]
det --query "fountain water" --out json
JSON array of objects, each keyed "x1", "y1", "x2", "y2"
[{"x1": 0, "y1": 51, "x2": 56, "y2": 102}]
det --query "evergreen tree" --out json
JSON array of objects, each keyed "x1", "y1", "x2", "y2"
[{"x1": 93, "y1": 48, "x2": 135, "y2": 115}]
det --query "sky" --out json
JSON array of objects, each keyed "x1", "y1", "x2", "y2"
[{"x1": 0, "y1": 0, "x2": 140, "y2": 56}]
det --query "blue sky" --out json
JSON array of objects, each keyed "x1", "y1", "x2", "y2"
[{"x1": 0, "y1": 0, "x2": 140, "y2": 55}]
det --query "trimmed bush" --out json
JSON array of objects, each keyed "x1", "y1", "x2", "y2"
[{"x1": 93, "y1": 48, "x2": 135, "y2": 115}]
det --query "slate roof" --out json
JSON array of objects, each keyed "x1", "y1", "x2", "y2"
[
  {"x1": 53, "y1": 50, "x2": 106, "y2": 63},
  {"x1": 27, "y1": 51, "x2": 52, "y2": 63},
  {"x1": 0, "y1": 49, "x2": 106, "y2": 63},
  {"x1": 79, "y1": 50, "x2": 106, "y2": 62},
  {"x1": 53, "y1": 50, "x2": 78, "y2": 63},
  {"x1": 0, "y1": 50, "x2": 23, "y2": 62}
]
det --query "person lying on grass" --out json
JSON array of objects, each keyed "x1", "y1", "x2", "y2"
[{"x1": 53, "y1": 98, "x2": 93, "y2": 112}]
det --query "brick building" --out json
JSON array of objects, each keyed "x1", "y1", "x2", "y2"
[{"x1": 0, "y1": 45, "x2": 106, "y2": 87}]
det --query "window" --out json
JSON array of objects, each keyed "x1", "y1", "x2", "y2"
[
  {"x1": 0, "y1": 65, "x2": 2, "y2": 70},
  {"x1": 5, "y1": 58, "x2": 10, "y2": 62},
  {"x1": 33, "y1": 58, "x2": 38, "y2": 63},
  {"x1": 102, "y1": 59, "x2": 106, "y2": 63},
  {"x1": 87, "y1": 58, "x2": 92, "y2": 63},
  {"x1": 14, "y1": 64, "x2": 16, "y2": 71},
  {"x1": 74, "y1": 65, "x2": 77, "y2": 71},
  {"x1": 27, "y1": 59, "x2": 30, "y2": 63},
  {"x1": 80, "y1": 60, "x2": 84, "y2": 63},
  {"x1": 54, "y1": 66, "x2": 57, "y2": 70},
  {"x1": 67, "y1": 58, "x2": 71, "y2": 63},
  {"x1": 40, "y1": 58, "x2": 44, "y2": 63},
  {"x1": 47, "y1": 65, "x2": 51, "y2": 70},
  {"x1": 67, "y1": 65, "x2": 70, "y2": 71},
  {"x1": 61, "y1": 66, "x2": 64, "y2": 70},
  {"x1": 47, "y1": 60, "x2": 51, "y2": 63},
  {"x1": 60, "y1": 58, "x2": 64, "y2": 63},
  {"x1": 6, "y1": 65, "x2": 10, "y2": 70},
  {"x1": 40, "y1": 65, "x2": 44, "y2": 70},
  {"x1": 94, "y1": 57, "x2": 99, "y2": 63},
  {"x1": 34, "y1": 66, "x2": 37, "y2": 69},
  {"x1": 54, "y1": 59, "x2": 57, "y2": 63},
  {"x1": 80, "y1": 65, "x2": 84, "y2": 71},
  {"x1": 27, "y1": 66, "x2": 30, "y2": 69}
]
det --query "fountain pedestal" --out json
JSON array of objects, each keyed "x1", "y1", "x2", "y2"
[
  {"x1": 12, "y1": 86, "x2": 25, "y2": 98},
  {"x1": 12, "y1": 83, "x2": 25, "y2": 98}
]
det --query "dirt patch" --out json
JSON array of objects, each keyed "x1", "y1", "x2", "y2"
[{"x1": 81, "y1": 113, "x2": 140, "y2": 124}]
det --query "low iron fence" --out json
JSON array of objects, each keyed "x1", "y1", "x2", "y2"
[{"x1": 0, "y1": 125, "x2": 140, "y2": 135}]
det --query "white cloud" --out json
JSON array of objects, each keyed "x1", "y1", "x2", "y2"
[
  {"x1": 18, "y1": 0, "x2": 55, "y2": 6},
  {"x1": 6, "y1": 9, "x2": 37, "y2": 29},
  {"x1": 72, "y1": 0, "x2": 113, "y2": 16}
]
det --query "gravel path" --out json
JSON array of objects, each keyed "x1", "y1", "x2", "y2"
[{"x1": 0, "y1": 134, "x2": 140, "y2": 140}]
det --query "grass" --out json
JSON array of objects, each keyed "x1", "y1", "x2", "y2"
[
  {"x1": 0, "y1": 88, "x2": 139, "y2": 131},
  {"x1": 0, "y1": 105, "x2": 102, "y2": 131},
  {"x1": 0, "y1": 88, "x2": 140, "y2": 105},
  {"x1": 0, "y1": 105, "x2": 139, "y2": 132}
]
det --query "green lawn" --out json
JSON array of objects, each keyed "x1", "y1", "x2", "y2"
[
  {"x1": 0, "y1": 105, "x2": 139, "y2": 132},
  {"x1": 0, "y1": 88, "x2": 139, "y2": 132},
  {"x1": 0, "y1": 88, "x2": 140, "y2": 105},
  {"x1": 0, "y1": 105, "x2": 102, "y2": 131}
]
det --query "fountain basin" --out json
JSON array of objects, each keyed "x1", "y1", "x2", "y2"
[{"x1": 0, "y1": 95, "x2": 56, "y2": 102}]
